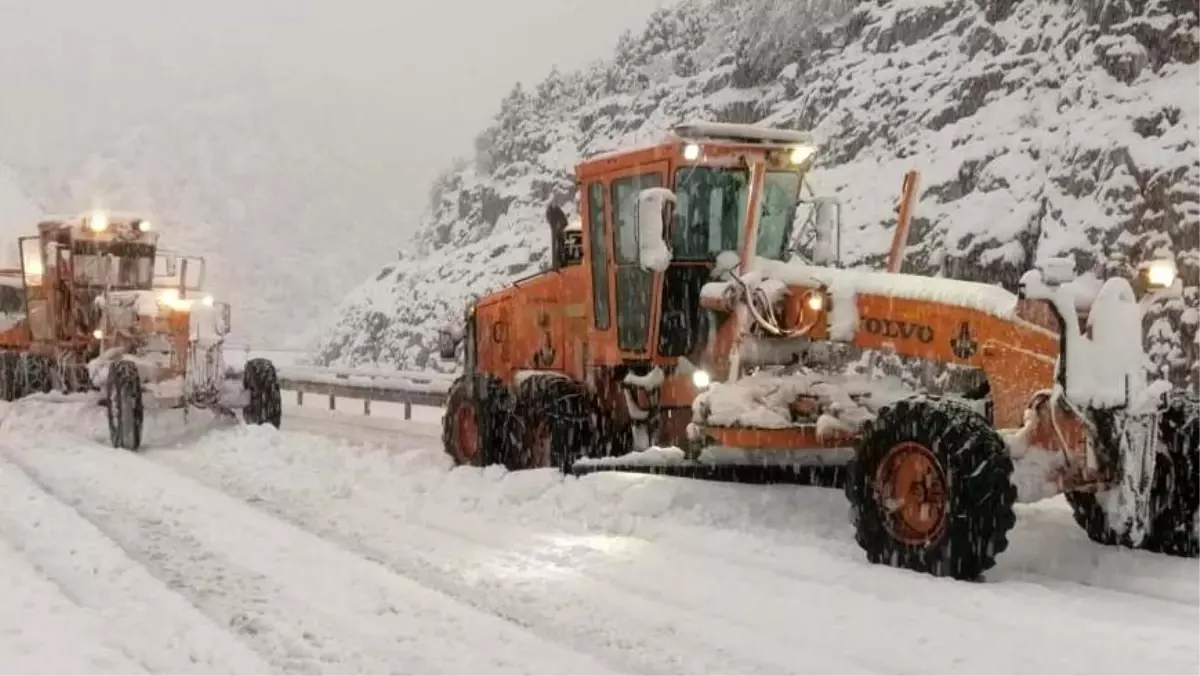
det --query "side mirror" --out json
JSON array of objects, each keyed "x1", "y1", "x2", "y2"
[
  {"x1": 1040, "y1": 257, "x2": 1076, "y2": 286},
  {"x1": 545, "y1": 204, "x2": 569, "y2": 269},
  {"x1": 437, "y1": 325, "x2": 462, "y2": 360},
  {"x1": 637, "y1": 187, "x2": 676, "y2": 272}
]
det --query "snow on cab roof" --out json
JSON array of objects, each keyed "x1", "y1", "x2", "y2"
[
  {"x1": 40, "y1": 210, "x2": 151, "y2": 226},
  {"x1": 671, "y1": 121, "x2": 815, "y2": 147},
  {"x1": 584, "y1": 122, "x2": 816, "y2": 163}
]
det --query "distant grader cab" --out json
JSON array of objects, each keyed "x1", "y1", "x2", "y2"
[
  {"x1": 0, "y1": 212, "x2": 282, "y2": 449},
  {"x1": 439, "y1": 121, "x2": 1197, "y2": 580}
]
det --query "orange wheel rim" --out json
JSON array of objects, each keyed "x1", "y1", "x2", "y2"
[
  {"x1": 875, "y1": 441, "x2": 948, "y2": 546},
  {"x1": 456, "y1": 407, "x2": 479, "y2": 461}
]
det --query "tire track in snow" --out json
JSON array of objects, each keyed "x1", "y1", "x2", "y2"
[
  {"x1": 0, "y1": 453, "x2": 271, "y2": 674},
  {"x1": 151, "y1": 431, "x2": 878, "y2": 674},
  {"x1": 154, "y1": 425, "x2": 1200, "y2": 675},
  {"x1": 1, "y1": 440, "x2": 615, "y2": 675}
]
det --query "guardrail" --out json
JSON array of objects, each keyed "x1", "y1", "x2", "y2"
[{"x1": 228, "y1": 363, "x2": 458, "y2": 420}]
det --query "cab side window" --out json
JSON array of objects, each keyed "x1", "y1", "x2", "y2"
[{"x1": 586, "y1": 182, "x2": 610, "y2": 330}]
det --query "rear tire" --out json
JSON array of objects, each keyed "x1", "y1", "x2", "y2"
[
  {"x1": 242, "y1": 358, "x2": 282, "y2": 427},
  {"x1": 504, "y1": 376, "x2": 591, "y2": 472},
  {"x1": 18, "y1": 354, "x2": 52, "y2": 395},
  {"x1": 1065, "y1": 391, "x2": 1198, "y2": 557},
  {"x1": 442, "y1": 373, "x2": 509, "y2": 466},
  {"x1": 106, "y1": 360, "x2": 144, "y2": 451},
  {"x1": 846, "y1": 396, "x2": 1017, "y2": 580},
  {"x1": 0, "y1": 352, "x2": 21, "y2": 401}
]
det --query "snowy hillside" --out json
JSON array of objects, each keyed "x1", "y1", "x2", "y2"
[
  {"x1": 0, "y1": 1, "x2": 666, "y2": 348},
  {"x1": 317, "y1": 0, "x2": 1199, "y2": 389}
]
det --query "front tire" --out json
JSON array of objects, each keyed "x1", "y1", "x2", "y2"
[
  {"x1": 106, "y1": 360, "x2": 144, "y2": 451},
  {"x1": 442, "y1": 373, "x2": 509, "y2": 466},
  {"x1": 845, "y1": 397, "x2": 1017, "y2": 580},
  {"x1": 504, "y1": 376, "x2": 591, "y2": 472},
  {"x1": 243, "y1": 358, "x2": 282, "y2": 427},
  {"x1": 0, "y1": 352, "x2": 21, "y2": 401},
  {"x1": 1065, "y1": 391, "x2": 1198, "y2": 557}
]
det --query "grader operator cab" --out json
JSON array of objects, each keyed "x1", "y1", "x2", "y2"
[
  {"x1": 0, "y1": 211, "x2": 282, "y2": 450},
  {"x1": 439, "y1": 121, "x2": 1197, "y2": 581}
]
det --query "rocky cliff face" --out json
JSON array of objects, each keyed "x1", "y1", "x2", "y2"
[{"x1": 317, "y1": 0, "x2": 1199, "y2": 390}]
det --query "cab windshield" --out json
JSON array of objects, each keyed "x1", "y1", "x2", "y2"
[
  {"x1": 72, "y1": 252, "x2": 154, "y2": 289},
  {"x1": 671, "y1": 167, "x2": 801, "y2": 262}
]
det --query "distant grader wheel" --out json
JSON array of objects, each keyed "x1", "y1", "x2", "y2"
[
  {"x1": 1065, "y1": 391, "x2": 1199, "y2": 558},
  {"x1": 504, "y1": 376, "x2": 591, "y2": 472},
  {"x1": 106, "y1": 359, "x2": 144, "y2": 451},
  {"x1": 845, "y1": 396, "x2": 1017, "y2": 581},
  {"x1": 17, "y1": 354, "x2": 53, "y2": 395},
  {"x1": 0, "y1": 352, "x2": 20, "y2": 401},
  {"x1": 243, "y1": 358, "x2": 282, "y2": 428},
  {"x1": 442, "y1": 373, "x2": 508, "y2": 467}
]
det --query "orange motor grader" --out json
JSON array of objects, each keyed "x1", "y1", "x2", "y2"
[
  {"x1": 0, "y1": 212, "x2": 282, "y2": 450},
  {"x1": 438, "y1": 121, "x2": 1197, "y2": 581}
]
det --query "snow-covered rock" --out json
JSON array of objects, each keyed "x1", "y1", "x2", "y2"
[{"x1": 318, "y1": 0, "x2": 1199, "y2": 390}]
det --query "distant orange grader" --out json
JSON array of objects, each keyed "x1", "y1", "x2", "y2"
[{"x1": 1, "y1": 212, "x2": 282, "y2": 449}]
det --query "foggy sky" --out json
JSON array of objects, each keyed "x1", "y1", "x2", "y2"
[{"x1": 0, "y1": 0, "x2": 672, "y2": 231}]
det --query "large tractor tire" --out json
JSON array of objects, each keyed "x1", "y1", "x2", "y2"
[
  {"x1": 442, "y1": 373, "x2": 509, "y2": 467},
  {"x1": 0, "y1": 352, "x2": 21, "y2": 401},
  {"x1": 243, "y1": 358, "x2": 282, "y2": 428},
  {"x1": 1065, "y1": 391, "x2": 1199, "y2": 557},
  {"x1": 845, "y1": 396, "x2": 1017, "y2": 581},
  {"x1": 106, "y1": 359, "x2": 144, "y2": 451},
  {"x1": 504, "y1": 375, "x2": 592, "y2": 472},
  {"x1": 18, "y1": 353, "x2": 53, "y2": 396}
]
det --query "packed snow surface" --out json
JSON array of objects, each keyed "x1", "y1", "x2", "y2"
[{"x1": 0, "y1": 395, "x2": 1196, "y2": 674}]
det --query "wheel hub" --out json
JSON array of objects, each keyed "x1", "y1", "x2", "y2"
[{"x1": 875, "y1": 441, "x2": 948, "y2": 546}]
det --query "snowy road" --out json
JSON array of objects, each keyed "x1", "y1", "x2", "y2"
[{"x1": 0, "y1": 396, "x2": 1197, "y2": 674}]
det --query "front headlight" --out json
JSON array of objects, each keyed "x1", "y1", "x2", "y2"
[
  {"x1": 790, "y1": 145, "x2": 816, "y2": 165},
  {"x1": 157, "y1": 288, "x2": 193, "y2": 311},
  {"x1": 1145, "y1": 259, "x2": 1177, "y2": 289},
  {"x1": 691, "y1": 369, "x2": 711, "y2": 389},
  {"x1": 805, "y1": 290, "x2": 826, "y2": 312},
  {"x1": 88, "y1": 211, "x2": 109, "y2": 232}
]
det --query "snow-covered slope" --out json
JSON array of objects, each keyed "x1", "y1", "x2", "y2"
[
  {"x1": 317, "y1": 0, "x2": 1199, "y2": 389},
  {"x1": 0, "y1": 2, "x2": 666, "y2": 349}
]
